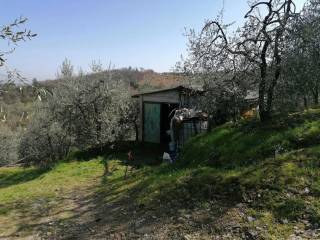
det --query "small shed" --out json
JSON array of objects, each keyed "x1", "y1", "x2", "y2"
[{"x1": 132, "y1": 86, "x2": 204, "y2": 144}]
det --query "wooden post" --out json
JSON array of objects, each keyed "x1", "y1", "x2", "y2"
[{"x1": 139, "y1": 96, "x2": 144, "y2": 142}]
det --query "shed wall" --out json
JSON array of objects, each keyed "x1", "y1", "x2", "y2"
[{"x1": 143, "y1": 90, "x2": 180, "y2": 104}]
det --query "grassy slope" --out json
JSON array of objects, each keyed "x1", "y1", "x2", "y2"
[
  {"x1": 90, "y1": 109, "x2": 320, "y2": 238},
  {"x1": 1, "y1": 109, "x2": 320, "y2": 239},
  {"x1": 186, "y1": 110, "x2": 320, "y2": 235},
  {"x1": 0, "y1": 159, "x2": 104, "y2": 238},
  {"x1": 118, "y1": 109, "x2": 320, "y2": 238}
]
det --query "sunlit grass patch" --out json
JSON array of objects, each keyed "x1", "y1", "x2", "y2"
[{"x1": 0, "y1": 159, "x2": 104, "y2": 205}]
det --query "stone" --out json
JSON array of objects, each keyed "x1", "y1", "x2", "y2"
[
  {"x1": 247, "y1": 216, "x2": 256, "y2": 222},
  {"x1": 236, "y1": 203, "x2": 244, "y2": 208},
  {"x1": 183, "y1": 234, "x2": 192, "y2": 240},
  {"x1": 256, "y1": 226, "x2": 263, "y2": 231}
]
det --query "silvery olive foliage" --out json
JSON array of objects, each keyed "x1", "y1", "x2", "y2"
[
  {"x1": 0, "y1": 17, "x2": 36, "y2": 87},
  {"x1": 18, "y1": 105, "x2": 70, "y2": 168},
  {"x1": 0, "y1": 125, "x2": 20, "y2": 166},
  {"x1": 280, "y1": 0, "x2": 320, "y2": 109},
  {"x1": 181, "y1": 0, "x2": 298, "y2": 122},
  {"x1": 56, "y1": 58, "x2": 74, "y2": 79},
  {"x1": 49, "y1": 72, "x2": 135, "y2": 149},
  {"x1": 19, "y1": 59, "x2": 139, "y2": 167}
]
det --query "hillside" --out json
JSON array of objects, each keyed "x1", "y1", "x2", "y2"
[
  {"x1": 40, "y1": 69, "x2": 187, "y2": 93},
  {"x1": 1, "y1": 109, "x2": 320, "y2": 239}
]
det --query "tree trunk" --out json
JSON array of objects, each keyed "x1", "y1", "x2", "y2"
[
  {"x1": 93, "y1": 102, "x2": 103, "y2": 152},
  {"x1": 313, "y1": 89, "x2": 319, "y2": 105},
  {"x1": 258, "y1": 67, "x2": 270, "y2": 122},
  {"x1": 266, "y1": 30, "x2": 282, "y2": 119},
  {"x1": 134, "y1": 123, "x2": 139, "y2": 142},
  {"x1": 258, "y1": 40, "x2": 270, "y2": 122},
  {"x1": 304, "y1": 96, "x2": 308, "y2": 109},
  {"x1": 47, "y1": 134, "x2": 55, "y2": 165}
]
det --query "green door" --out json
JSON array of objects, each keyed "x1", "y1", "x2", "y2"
[{"x1": 144, "y1": 103, "x2": 160, "y2": 143}]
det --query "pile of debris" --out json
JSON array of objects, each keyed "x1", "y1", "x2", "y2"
[{"x1": 163, "y1": 108, "x2": 208, "y2": 163}]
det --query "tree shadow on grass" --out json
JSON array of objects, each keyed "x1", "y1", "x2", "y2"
[
  {"x1": 0, "y1": 161, "x2": 260, "y2": 239},
  {"x1": 112, "y1": 142, "x2": 164, "y2": 168},
  {"x1": 0, "y1": 168, "x2": 48, "y2": 189},
  {"x1": 2, "y1": 146, "x2": 319, "y2": 239},
  {"x1": 70, "y1": 166, "x2": 245, "y2": 239},
  {"x1": 70, "y1": 141, "x2": 164, "y2": 171},
  {"x1": 0, "y1": 144, "x2": 256, "y2": 239}
]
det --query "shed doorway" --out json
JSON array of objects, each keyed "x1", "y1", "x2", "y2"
[
  {"x1": 143, "y1": 102, "x2": 178, "y2": 144},
  {"x1": 160, "y1": 103, "x2": 179, "y2": 145}
]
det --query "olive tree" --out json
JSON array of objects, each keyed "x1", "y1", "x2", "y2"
[
  {"x1": 56, "y1": 58, "x2": 74, "y2": 79},
  {"x1": 0, "y1": 17, "x2": 36, "y2": 87},
  {"x1": 18, "y1": 58, "x2": 139, "y2": 167},
  {"x1": 48, "y1": 60, "x2": 138, "y2": 150},
  {"x1": 281, "y1": 0, "x2": 320, "y2": 107},
  {"x1": 0, "y1": 125, "x2": 20, "y2": 166},
  {"x1": 18, "y1": 105, "x2": 70, "y2": 168},
  {"x1": 182, "y1": 0, "x2": 298, "y2": 122}
]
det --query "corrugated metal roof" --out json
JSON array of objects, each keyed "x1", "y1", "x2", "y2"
[{"x1": 132, "y1": 85, "x2": 204, "y2": 98}]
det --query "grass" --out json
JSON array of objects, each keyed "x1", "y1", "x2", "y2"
[
  {"x1": 182, "y1": 109, "x2": 320, "y2": 168},
  {"x1": 1, "y1": 109, "x2": 320, "y2": 239},
  {"x1": 102, "y1": 108, "x2": 320, "y2": 238},
  {"x1": 0, "y1": 159, "x2": 103, "y2": 205},
  {"x1": 0, "y1": 158, "x2": 105, "y2": 238}
]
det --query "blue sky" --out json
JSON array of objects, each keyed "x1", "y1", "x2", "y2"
[{"x1": 1, "y1": 0, "x2": 307, "y2": 80}]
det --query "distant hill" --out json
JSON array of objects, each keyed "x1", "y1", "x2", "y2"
[{"x1": 40, "y1": 69, "x2": 187, "y2": 91}]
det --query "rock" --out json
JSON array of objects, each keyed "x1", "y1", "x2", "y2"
[
  {"x1": 245, "y1": 229, "x2": 258, "y2": 240},
  {"x1": 236, "y1": 203, "x2": 244, "y2": 208},
  {"x1": 232, "y1": 224, "x2": 241, "y2": 229},
  {"x1": 184, "y1": 234, "x2": 192, "y2": 240},
  {"x1": 247, "y1": 216, "x2": 256, "y2": 222},
  {"x1": 294, "y1": 229, "x2": 304, "y2": 235},
  {"x1": 256, "y1": 226, "x2": 263, "y2": 231},
  {"x1": 289, "y1": 234, "x2": 303, "y2": 240}
]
